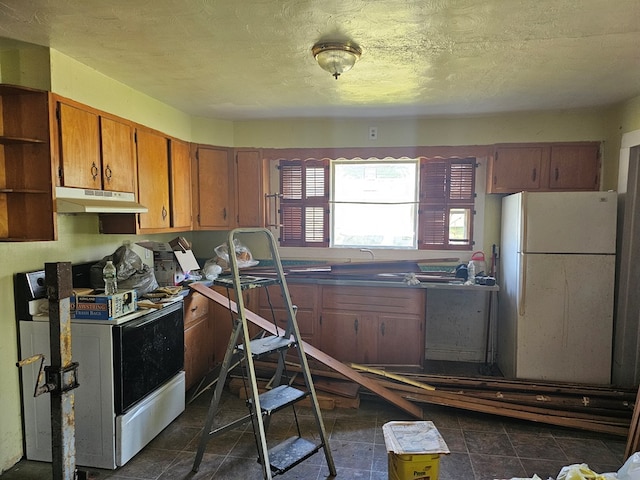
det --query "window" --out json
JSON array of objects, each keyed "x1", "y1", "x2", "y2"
[
  {"x1": 332, "y1": 160, "x2": 418, "y2": 248},
  {"x1": 278, "y1": 156, "x2": 476, "y2": 250}
]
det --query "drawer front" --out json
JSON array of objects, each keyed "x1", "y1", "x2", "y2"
[
  {"x1": 184, "y1": 292, "x2": 210, "y2": 327},
  {"x1": 321, "y1": 285, "x2": 424, "y2": 315},
  {"x1": 259, "y1": 283, "x2": 317, "y2": 310}
]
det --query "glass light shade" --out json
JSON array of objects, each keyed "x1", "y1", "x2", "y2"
[{"x1": 312, "y1": 42, "x2": 362, "y2": 79}]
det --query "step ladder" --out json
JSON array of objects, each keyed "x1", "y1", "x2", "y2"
[{"x1": 191, "y1": 228, "x2": 337, "y2": 479}]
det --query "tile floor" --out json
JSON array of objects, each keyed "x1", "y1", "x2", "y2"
[{"x1": 2, "y1": 363, "x2": 629, "y2": 480}]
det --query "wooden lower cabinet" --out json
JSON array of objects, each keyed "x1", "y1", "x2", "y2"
[
  {"x1": 183, "y1": 291, "x2": 213, "y2": 390},
  {"x1": 186, "y1": 282, "x2": 427, "y2": 388},
  {"x1": 319, "y1": 285, "x2": 425, "y2": 367}
]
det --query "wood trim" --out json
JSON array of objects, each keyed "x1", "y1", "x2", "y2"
[{"x1": 261, "y1": 145, "x2": 494, "y2": 161}]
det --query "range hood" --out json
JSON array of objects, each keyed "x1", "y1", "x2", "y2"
[{"x1": 55, "y1": 186, "x2": 148, "y2": 214}]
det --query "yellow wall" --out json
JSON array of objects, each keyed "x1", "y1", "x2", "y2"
[{"x1": 1, "y1": 43, "x2": 639, "y2": 473}]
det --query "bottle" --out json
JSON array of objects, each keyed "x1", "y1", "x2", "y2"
[
  {"x1": 103, "y1": 260, "x2": 117, "y2": 295},
  {"x1": 467, "y1": 251, "x2": 486, "y2": 285},
  {"x1": 466, "y1": 259, "x2": 476, "y2": 285}
]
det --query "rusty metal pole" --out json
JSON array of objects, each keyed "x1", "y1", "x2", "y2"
[{"x1": 45, "y1": 262, "x2": 78, "y2": 480}]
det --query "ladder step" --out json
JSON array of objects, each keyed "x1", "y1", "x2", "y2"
[
  {"x1": 256, "y1": 385, "x2": 307, "y2": 414},
  {"x1": 239, "y1": 335, "x2": 295, "y2": 358},
  {"x1": 268, "y1": 436, "x2": 322, "y2": 474}
]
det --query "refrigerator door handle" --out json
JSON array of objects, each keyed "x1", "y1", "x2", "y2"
[{"x1": 518, "y1": 253, "x2": 526, "y2": 316}]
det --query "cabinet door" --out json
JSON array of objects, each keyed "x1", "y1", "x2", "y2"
[
  {"x1": 136, "y1": 129, "x2": 170, "y2": 230},
  {"x1": 184, "y1": 316, "x2": 210, "y2": 390},
  {"x1": 259, "y1": 307, "x2": 317, "y2": 344},
  {"x1": 259, "y1": 283, "x2": 318, "y2": 344},
  {"x1": 489, "y1": 146, "x2": 545, "y2": 193},
  {"x1": 169, "y1": 139, "x2": 192, "y2": 230},
  {"x1": 549, "y1": 144, "x2": 600, "y2": 190},
  {"x1": 184, "y1": 292, "x2": 212, "y2": 389},
  {"x1": 58, "y1": 102, "x2": 101, "y2": 189},
  {"x1": 193, "y1": 146, "x2": 233, "y2": 229},
  {"x1": 320, "y1": 310, "x2": 376, "y2": 364},
  {"x1": 235, "y1": 149, "x2": 267, "y2": 227},
  {"x1": 376, "y1": 313, "x2": 424, "y2": 366},
  {"x1": 100, "y1": 116, "x2": 136, "y2": 193}
]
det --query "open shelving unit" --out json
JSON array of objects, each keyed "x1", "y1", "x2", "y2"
[{"x1": 0, "y1": 84, "x2": 56, "y2": 241}]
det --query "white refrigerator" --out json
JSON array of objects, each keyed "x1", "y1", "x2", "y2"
[{"x1": 498, "y1": 191, "x2": 617, "y2": 384}]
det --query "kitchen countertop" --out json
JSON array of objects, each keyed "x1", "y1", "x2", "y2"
[
  {"x1": 280, "y1": 276, "x2": 499, "y2": 291},
  {"x1": 206, "y1": 272, "x2": 499, "y2": 292}
]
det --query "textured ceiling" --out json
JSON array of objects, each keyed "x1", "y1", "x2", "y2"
[{"x1": 0, "y1": 0, "x2": 638, "y2": 120}]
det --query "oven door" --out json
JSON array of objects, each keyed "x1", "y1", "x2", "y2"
[{"x1": 113, "y1": 301, "x2": 184, "y2": 414}]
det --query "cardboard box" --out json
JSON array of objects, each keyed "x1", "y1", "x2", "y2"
[
  {"x1": 71, "y1": 289, "x2": 138, "y2": 320},
  {"x1": 382, "y1": 421, "x2": 450, "y2": 480},
  {"x1": 137, "y1": 236, "x2": 200, "y2": 286}
]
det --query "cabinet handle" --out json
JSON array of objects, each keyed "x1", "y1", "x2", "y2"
[
  {"x1": 354, "y1": 317, "x2": 358, "y2": 333},
  {"x1": 532, "y1": 168, "x2": 537, "y2": 182},
  {"x1": 319, "y1": 314, "x2": 322, "y2": 325},
  {"x1": 105, "y1": 164, "x2": 112, "y2": 182},
  {"x1": 162, "y1": 205, "x2": 168, "y2": 220},
  {"x1": 91, "y1": 162, "x2": 99, "y2": 180},
  {"x1": 380, "y1": 322, "x2": 385, "y2": 336},
  {"x1": 190, "y1": 305, "x2": 198, "y2": 313},
  {"x1": 223, "y1": 207, "x2": 227, "y2": 220},
  {"x1": 555, "y1": 167, "x2": 559, "y2": 181}
]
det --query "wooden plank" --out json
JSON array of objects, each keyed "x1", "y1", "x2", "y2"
[
  {"x1": 362, "y1": 377, "x2": 629, "y2": 435},
  {"x1": 396, "y1": 372, "x2": 636, "y2": 398},
  {"x1": 313, "y1": 378, "x2": 360, "y2": 399},
  {"x1": 405, "y1": 390, "x2": 628, "y2": 436},
  {"x1": 350, "y1": 363, "x2": 436, "y2": 391},
  {"x1": 190, "y1": 282, "x2": 424, "y2": 419},
  {"x1": 625, "y1": 385, "x2": 640, "y2": 458}
]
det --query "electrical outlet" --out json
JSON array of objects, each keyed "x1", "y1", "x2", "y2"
[{"x1": 369, "y1": 127, "x2": 378, "y2": 140}]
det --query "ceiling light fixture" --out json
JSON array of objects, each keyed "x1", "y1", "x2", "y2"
[{"x1": 312, "y1": 41, "x2": 362, "y2": 79}]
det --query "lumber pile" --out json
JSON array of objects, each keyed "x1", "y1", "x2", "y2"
[{"x1": 245, "y1": 359, "x2": 635, "y2": 437}]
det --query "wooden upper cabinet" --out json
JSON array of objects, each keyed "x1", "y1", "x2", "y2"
[
  {"x1": 488, "y1": 145, "x2": 544, "y2": 193},
  {"x1": 100, "y1": 116, "x2": 137, "y2": 193},
  {"x1": 136, "y1": 128, "x2": 170, "y2": 231},
  {"x1": 0, "y1": 85, "x2": 56, "y2": 241},
  {"x1": 57, "y1": 101, "x2": 101, "y2": 189},
  {"x1": 488, "y1": 142, "x2": 601, "y2": 194},
  {"x1": 55, "y1": 97, "x2": 137, "y2": 193},
  {"x1": 169, "y1": 138, "x2": 192, "y2": 230},
  {"x1": 192, "y1": 145, "x2": 234, "y2": 230},
  {"x1": 235, "y1": 148, "x2": 268, "y2": 227},
  {"x1": 548, "y1": 144, "x2": 600, "y2": 190}
]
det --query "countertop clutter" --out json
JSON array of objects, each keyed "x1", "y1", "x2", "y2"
[{"x1": 235, "y1": 258, "x2": 499, "y2": 291}]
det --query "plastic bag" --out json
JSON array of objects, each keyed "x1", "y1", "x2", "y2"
[
  {"x1": 90, "y1": 245, "x2": 159, "y2": 295},
  {"x1": 618, "y1": 452, "x2": 640, "y2": 480},
  {"x1": 203, "y1": 258, "x2": 223, "y2": 280},
  {"x1": 214, "y1": 239, "x2": 256, "y2": 269},
  {"x1": 556, "y1": 463, "x2": 617, "y2": 480}
]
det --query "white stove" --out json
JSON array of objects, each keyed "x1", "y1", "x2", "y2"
[{"x1": 16, "y1": 269, "x2": 185, "y2": 469}]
